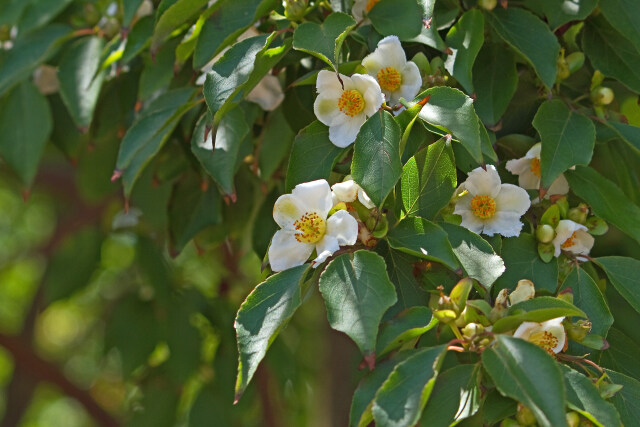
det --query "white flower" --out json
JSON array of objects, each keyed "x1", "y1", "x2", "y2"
[
  {"x1": 351, "y1": 0, "x2": 380, "y2": 21},
  {"x1": 513, "y1": 317, "x2": 566, "y2": 355},
  {"x1": 331, "y1": 175, "x2": 375, "y2": 209},
  {"x1": 505, "y1": 143, "x2": 569, "y2": 198},
  {"x1": 509, "y1": 279, "x2": 535, "y2": 305},
  {"x1": 246, "y1": 74, "x2": 284, "y2": 111},
  {"x1": 361, "y1": 36, "x2": 422, "y2": 107},
  {"x1": 313, "y1": 70, "x2": 384, "y2": 147},
  {"x1": 268, "y1": 179, "x2": 359, "y2": 272},
  {"x1": 453, "y1": 165, "x2": 531, "y2": 237},
  {"x1": 552, "y1": 219, "x2": 594, "y2": 258}
]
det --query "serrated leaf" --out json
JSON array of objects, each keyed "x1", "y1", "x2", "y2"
[
  {"x1": 371, "y1": 345, "x2": 447, "y2": 427},
  {"x1": 234, "y1": 265, "x2": 308, "y2": 399},
  {"x1": 319, "y1": 251, "x2": 397, "y2": 358},
  {"x1": 473, "y1": 44, "x2": 518, "y2": 126},
  {"x1": 368, "y1": 0, "x2": 423, "y2": 41},
  {"x1": 444, "y1": 9, "x2": 484, "y2": 94},
  {"x1": 387, "y1": 217, "x2": 459, "y2": 270},
  {"x1": 285, "y1": 121, "x2": 345, "y2": 192},
  {"x1": 0, "y1": 80, "x2": 52, "y2": 186},
  {"x1": 565, "y1": 167, "x2": 640, "y2": 244},
  {"x1": 482, "y1": 335, "x2": 568, "y2": 427},
  {"x1": 486, "y1": 8, "x2": 560, "y2": 88},
  {"x1": 401, "y1": 138, "x2": 456, "y2": 220},
  {"x1": 292, "y1": 12, "x2": 355, "y2": 70},
  {"x1": 351, "y1": 111, "x2": 402, "y2": 207},
  {"x1": 532, "y1": 99, "x2": 595, "y2": 189},
  {"x1": 560, "y1": 267, "x2": 613, "y2": 337}
]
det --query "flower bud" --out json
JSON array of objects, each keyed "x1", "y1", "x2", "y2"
[
  {"x1": 567, "y1": 207, "x2": 587, "y2": 224},
  {"x1": 478, "y1": 0, "x2": 497, "y2": 10},
  {"x1": 566, "y1": 412, "x2": 580, "y2": 427},
  {"x1": 283, "y1": 0, "x2": 308, "y2": 20},
  {"x1": 565, "y1": 319, "x2": 592, "y2": 342},
  {"x1": 462, "y1": 322, "x2": 484, "y2": 339},
  {"x1": 433, "y1": 309, "x2": 458, "y2": 323},
  {"x1": 566, "y1": 52, "x2": 585, "y2": 74},
  {"x1": 372, "y1": 214, "x2": 389, "y2": 239},
  {"x1": 586, "y1": 216, "x2": 608, "y2": 235},
  {"x1": 516, "y1": 403, "x2": 537, "y2": 426},
  {"x1": 499, "y1": 419, "x2": 519, "y2": 427},
  {"x1": 591, "y1": 87, "x2": 615, "y2": 106},
  {"x1": 536, "y1": 224, "x2": 555, "y2": 243}
]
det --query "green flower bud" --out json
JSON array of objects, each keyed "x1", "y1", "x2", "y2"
[
  {"x1": 478, "y1": 0, "x2": 497, "y2": 10},
  {"x1": 565, "y1": 319, "x2": 592, "y2": 342},
  {"x1": 328, "y1": 202, "x2": 347, "y2": 216},
  {"x1": 283, "y1": 0, "x2": 308, "y2": 20},
  {"x1": 567, "y1": 207, "x2": 588, "y2": 224},
  {"x1": 586, "y1": 216, "x2": 608, "y2": 235},
  {"x1": 462, "y1": 322, "x2": 484, "y2": 339},
  {"x1": 536, "y1": 224, "x2": 555, "y2": 243},
  {"x1": 83, "y1": 3, "x2": 101, "y2": 26},
  {"x1": 516, "y1": 403, "x2": 537, "y2": 426},
  {"x1": 591, "y1": 87, "x2": 615, "y2": 106},
  {"x1": 566, "y1": 412, "x2": 580, "y2": 427},
  {"x1": 372, "y1": 214, "x2": 388, "y2": 239},
  {"x1": 500, "y1": 419, "x2": 520, "y2": 427}
]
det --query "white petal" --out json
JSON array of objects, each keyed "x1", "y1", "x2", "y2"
[
  {"x1": 398, "y1": 61, "x2": 421, "y2": 102},
  {"x1": 463, "y1": 165, "x2": 502, "y2": 198},
  {"x1": 505, "y1": 157, "x2": 530, "y2": 176},
  {"x1": 352, "y1": 74, "x2": 383, "y2": 115},
  {"x1": 513, "y1": 321, "x2": 538, "y2": 339},
  {"x1": 547, "y1": 174, "x2": 569, "y2": 197},
  {"x1": 357, "y1": 187, "x2": 375, "y2": 209},
  {"x1": 351, "y1": 0, "x2": 368, "y2": 20},
  {"x1": 566, "y1": 230, "x2": 594, "y2": 256},
  {"x1": 495, "y1": 184, "x2": 531, "y2": 215},
  {"x1": 247, "y1": 74, "x2": 284, "y2": 111},
  {"x1": 525, "y1": 143, "x2": 542, "y2": 159},
  {"x1": 268, "y1": 230, "x2": 315, "y2": 272},
  {"x1": 326, "y1": 209, "x2": 359, "y2": 246},
  {"x1": 313, "y1": 235, "x2": 340, "y2": 266},
  {"x1": 482, "y1": 211, "x2": 524, "y2": 237},
  {"x1": 314, "y1": 93, "x2": 341, "y2": 126},
  {"x1": 373, "y1": 35, "x2": 407, "y2": 69},
  {"x1": 509, "y1": 280, "x2": 535, "y2": 305},
  {"x1": 329, "y1": 115, "x2": 365, "y2": 147},
  {"x1": 552, "y1": 220, "x2": 587, "y2": 257},
  {"x1": 291, "y1": 179, "x2": 333, "y2": 217},
  {"x1": 332, "y1": 180, "x2": 358, "y2": 203},
  {"x1": 361, "y1": 51, "x2": 385, "y2": 76},
  {"x1": 457, "y1": 210, "x2": 485, "y2": 235},
  {"x1": 273, "y1": 194, "x2": 305, "y2": 230},
  {"x1": 519, "y1": 170, "x2": 540, "y2": 190},
  {"x1": 316, "y1": 70, "x2": 345, "y2": 96}
]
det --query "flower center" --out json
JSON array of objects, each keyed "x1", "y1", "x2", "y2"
[
  {"x1": 470, "y1": 195, "x2": 496, "y2": 219},
  {"x1": 338, "y1": 89, "x2": 365, "y2": 117},
  {"x1": 365, "y1": 0, "x2": 380, "y2": 12},
  {"x1": 293, "y1": 212, "x2": 326, "y2": 243},
  {"x1": 528, "y1": 330, "x2": 559, "y2": 354},
  {"x1": 561, "y1": 231, "x2": 578, "y2": 249},
  {"x1": 530, "y1": 158, "x2": 541, "y2": 178},
  {"x1": 377, "y1": 67, "x2": 402, "y2": 92}
]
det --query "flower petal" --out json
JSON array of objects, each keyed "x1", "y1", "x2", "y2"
[
  {"x1": 566, "y1": 230, "x2": 594, "y2": 256},
  {"x1": 518, "y1": 170, "x2": 540, "y2": 190},
  {"x1": 357, "y1": 187, "x2": 375, "y2": 209},
  {"x1": 332, "y1": 180, "x2": 359, "y2": 203},
  {"x1": 313, "y1": 235, "x2": 340, "y2": 267},
  {"x1": 326, "y1": 209, "x2": 358, "y2": 246},
  {"x1": 247, "y1": 74, "x2": 284, "y2": 111},
  {"x1": 399, "y1": 61, "x2": 421, "y2": 101},
  {"x1": 482, "y1": 211, "x2": 524, "y2": 237},
  {"x1": 552, "y1": 220, "x2": 587, "y2": 257},
  {"x1": 273, "y1": 194, "x2": 305, "y2": 230},
  {"x1": 457, "y1": 209, "x2": 485, "y2": 235},
  {"x1": 547, "y1": 174, "x2": 569, "y2": 196},
  {"x1": 291, "y1": 179, "x2": 333, "y2": 217},
  {"x1": 316, "y1": 70, "x2": 345, "y2": 96},
  {"x1": 329, "y1": 114, "x2": 365, "y2": 147},
  {"x1": 463, "y1": 165, "x2": 502, "y2": 198},
  {"x1": 268, "y1": 230, "x2": 315, "y2": 272},
  {"x1": 373, "y1": 35, "x2": 407, "y2": 69},
  {"x1": 525, "y1": 142, "x2": 541, "y2": 159},
  {"x1": 314, "y1": 93, "x2": 341, "y2": 126},
  {"x1": 495, "y1": 184, "x2": 531, "y2": 215},
  {"x1": 505, "y1": 157, "x2": 531, "y2": 176}
]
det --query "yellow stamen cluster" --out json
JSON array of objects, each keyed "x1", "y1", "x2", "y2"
[
  {"x1": 561, "y1": 231, "x2": 578, "y2": 249},
  {"x1": 377, "y1": 67, "x2": 402, "y2": 92},
  {"x1": 294, "y1": 212, "x2": 326, "y2": 243},
  {"x1": 470, "y1": 195, "x2": 496, "y2": 219},
  {"x1": 529, "y1": 330, "x2": 559, "y2": 354},
  {"x1": 338, "y1": 89, "x2": 365, "y2": 117},
  {"x1": 365, "y1": 0, "x2": 380, "y2": 12},
  {"x1": 530, "y1": 158, "x2": 541, "y2": 178}
]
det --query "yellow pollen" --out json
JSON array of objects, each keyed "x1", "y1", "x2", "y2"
[
  {"x1": 561, "y1": 231, "x2": 578, "y2": 249},
  {"x1": 377, "y1": 67, "x2": 402, "y2": 92},
  {"x1": 470, "y1": 195, "x2": 496, "y2": 219},
  {"x1": 529, "y1": 330, "x2": 559, "y2": 355},
  {"x1": 293, "y1": 212, "x2": 326, "y2": 243},
  {"x1": 365, "y1": 0, "x2": 380, "y2": 12},
  {"x1": 338, "y1": 89, "x2": 365, "y2": 117},
  {"x1": 530, "y1": 158, "x2": 541, "y2": 178}
]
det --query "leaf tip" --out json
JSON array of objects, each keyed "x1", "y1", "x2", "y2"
[
  {"x1": 110, "y1": 169, "x2": 123, "y2": 182},
  {"x1": 538, "y1": 187, "x2": 548, "y2": 200},
  {"x1": 363, "y1": 353, "x2": 376, "y2": 371}
]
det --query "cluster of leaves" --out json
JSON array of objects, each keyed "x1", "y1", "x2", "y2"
[{"x1": 1, "y1": 0, "x2": 640, "y2": 425}]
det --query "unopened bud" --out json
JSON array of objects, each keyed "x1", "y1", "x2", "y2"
[
  {"x1": 516, "y1": 403, "x2": 537, "y2": 426},
  {"x1": 462, "y1": 322, "x2": 484, "y2": 339},
  {"x1": 372, "y1": 214, "x2": 388, "y2": 238},
  {"x1": 567, "y1": 207, "x2": 587, "y2": 224},
  {"x1": 283, "y1": 0, "x2": 308, "y2": 20},
  {"x1": 565, "y1": 319, "x2": 592, "y2": 342},
  {"x1": 478, "y1": 0, "x2": 497, "y2": 10},
  {"x1": 566, "y1": 412, "x2": 580, "y2": 427},
  {"x1": 536, "y1": 224, "x2": 555, "y2": 243},
  {"x1": 591, "y1": 87, "x2": 614, "y2": 106}
]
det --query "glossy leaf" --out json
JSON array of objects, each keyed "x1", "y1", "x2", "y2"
[
  {"x1": 606, "y1": 370, "x2": 640, "y2": 426},
  {"x1": 376, "y1": 307, "x2": 436, "y2": 358},
  {"x1": 595, "y1": 257, "x2": 640, "y2": 315},
  {"x1": 292, "y1": 12, "x2": 355, "y2": 69},
  {"x1": 561, "y1": 365, "x2": 621, "y2": 427},
  {"x1": 599, "y1": 0, "x2": 640, "y2": 52},
  {"x1": 150, "y1": 0, "x2": 209, "y2": 52},
  {"x1": 605, "y1": 121, "x2": 640, "y2": 155},
  {"x1": 409, "y1": 0, "x2": 447, "y2": 51},
  {"x1": 258, "y1": 108, "x2": 295, "y2": 179},
  {"x1": 121, "y1": 15, "x2": 154, "y2": 64},
  {"x1": 538, "y1": 0, "x2": 598, "y2": 30},
  {"x1": 368, "y1": 0, "x2": 423, "y2": 41},
  {"x1": 482, "y1": 335, "x2": 568, "y2": 427},
  {"x1": 491, "y1": 297, "x2": 587, "y2": 333},
  {"x1": 473, "y1": 44, "x2": 518, "y2": 126},
  {"x1": 560, "y1": 267, "x2": 613, "y2": 336},
  {"x1": 444, "y1": 9, "x2": 484, "y2": 94},
  {"x1": 319, "y1": 251, "x2": 397, "y2": 358},
  {"x1": 17, "y1": 0, "x2": 72, "y2": 34}
]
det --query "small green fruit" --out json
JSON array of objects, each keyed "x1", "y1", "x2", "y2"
[
  {"x1": 478, "y1": 0, "x2": 498, "y2": 10},
  {"x1": 536, "y1": 224, "x2": 555, "y2": 243},
  {"x1": 516, "y1": 404, "x2": 537, "y2": 426},
  {"x1": 591, "y1": 87, "x2": 615, "y2": 106},
  {"x1": 566, "y1": 412, "x2": 580, "y2": 427}
]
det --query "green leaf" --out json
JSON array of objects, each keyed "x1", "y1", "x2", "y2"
[
  {"x1": 191, "y1": 108, "x2": 250, "y2": 196},
  {"x1": 582, "y1": 16, "x2": 640, "y2": 93},
  {"x1": 387, "y1": 217, "x2": 459, "y2": 270},
  {"x1": 0, "y1": 0, "x2": 29, "y2": 27},
  {"x1": 368, "y1": 0, "x2": 423, "y2": 41},
  {"x1": 595, "y1": 257, "x2": 640, "y2": 315},
  {"x1": 532, "y1": 99, "x2": 596, "y2": 189},
  {"x1": 473, "y1": 44, "x2": 518, "y2": 126},
  {"x1": 606, "y1": 369, "x2": 640, "y2": 426},
  {"x1": 493, "y1": 234, "x2": 559, "y2": 293},
  {"x1": 444, "y1": 9, "x2": 484, "y2": 94},
  {"x1": 561, "y1": 365, "x2": 622, "y2": 427},
  {"x1": 292, "y1": 12, "x2": 355, "y2": 69},
  {"x1": 350, "y1": 351, "x2": 415, "y2": 427},
  {"x1": 0, "y1": 24, "x2": 70, "y2": 96},
  {"x1": 371, "y1": 345, "x2": 447, "y2": 427},
  {"x1": 538, "y1": 0, "x2": 598, "y2": 30},
  {"x1": 234, "y1": 264, "x2": 308, "y2": 400},
  {"x1": 604, "y1": 121, "x2": 640, "y2": 155},
  {"x1": 440, "y1": 223, "x2": 505, "y2": 289},
  {"x1": 599, "y1": 0, "x2": 640, "y2": 52},
  {"x1": 376, "y1": 307, "x2": 437, "y2": 358},
  {"x1": 257, "y1": 108, "x2": 295, "y2": 180},
  {"x1": 319, "y1": 251, "x2": 397, "y2": 358},
  {"x1": 486, "y1": 8, "x2": 560, "y2": 88},
  {"x1": 121, "y1": 15, "x2": 154, "y2": 64},
  {"x1": 17, "y1": 0, "x2": 72, "y2": 34},
  {"x1": 0, "y1": 80, "x2": 52, "y2": 186},
  {"x1": 285, "y1": 121, "x2": 345, "y2": 192},
  {"x1": 560, "y1": 267, "x2": 613, "y2": 337},
  {"x1": 123, "y1": 0, "x2": 145, "y2": 27},
  {"x1": 115, "y1": 88, "x2": 197, "y2": 196},
  {"x1": 138, "y1": 38, "x2": 179, "y2": 101},
  {"x1": 150, "y1": 0, "x2": 209, "y2": 52},
  {"x1": 57, "y1": 36, "x2": 105, "y2": 130},
  {"x1": 420, "y1": 364, "x2": 480, "y2": 427},
  {"x1": 351, "y1": 111, "x2": 402, "y2": 207},
  {"x1": 565, "y1": 167, "x2": 640, "y2": 244},
  {"x1": 601, "y1": 328, "x2": 640, "y2": 381},
  {"x1": 400, "y1": 137, "x2": 456, "y2": 220},
  {"x1": 417, "y1": 87, "x2": 483, "y2": 163},
  {"x1": 482, "y1": 335, "x2": 568, "y2": 427},
  {"x1": 491, "y1": 297, "x2": 587, "y2": 334},
  {"x1": 409, "y1": 0, "x2": 447, "y2": 51}
]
